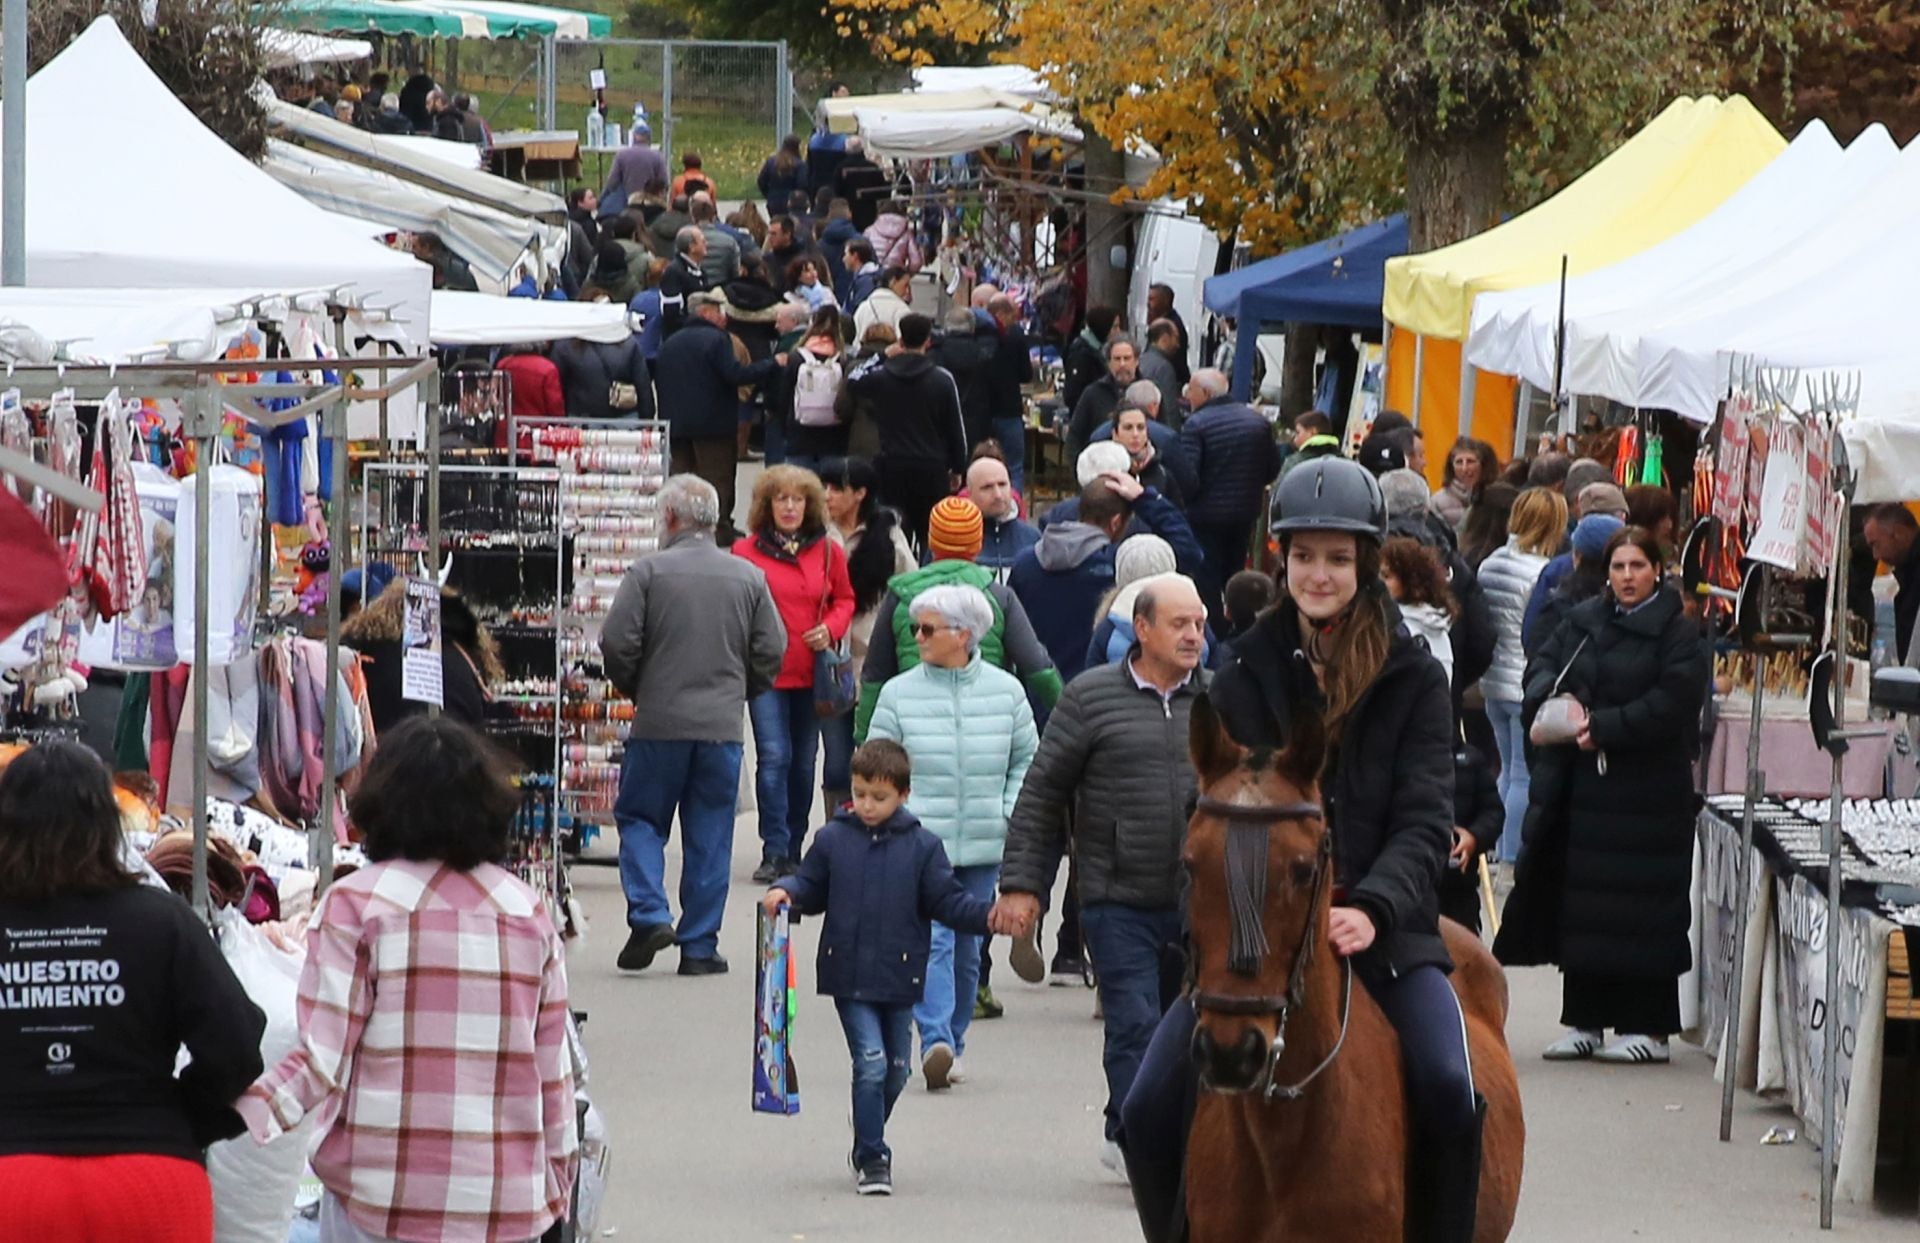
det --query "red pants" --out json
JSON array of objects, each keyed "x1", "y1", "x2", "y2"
[{"x1": 0, "y1": 1153, "x2": 212, "y2": 1243}]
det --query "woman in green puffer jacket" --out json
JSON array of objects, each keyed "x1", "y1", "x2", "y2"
[{"x1": 866, "y1": 583, "x2": 1037, "y2": 1089}]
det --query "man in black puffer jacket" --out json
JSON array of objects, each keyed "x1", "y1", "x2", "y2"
[
  {"x1": 929, "y1": 308, "x2": 998, "y2": 451},
  {"x1": 996, "y1": 576, "x2": 1210, "y2": 1168}
]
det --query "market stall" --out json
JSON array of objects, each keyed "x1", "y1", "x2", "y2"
[{"x1": 1380, "y1": 95, "x2": 1784, "y2": 454}]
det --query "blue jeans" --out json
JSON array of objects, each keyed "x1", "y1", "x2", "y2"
[
  {"x1": 837, "y1": 999, "x2": 914, "y2": 1167},
  {"x1": 614, "y1": 739, "x2": 744, "y2": 958},
  {"x1": 819, "y1": 711, "x2": 854, "y2": 797},
  {"x1": 785, "y1": 452, "x2": 830, "y2": 477},
  {"x1": 992, "y1": 415, "x2": 1027, "y2": 493},
  {"x1": 1486, "y1": 697, "x2": 1529, "y2": 863},
  {"x1": 915, "y1": 862, "x2": 1000, "y2": 1056},
  {"x1": 748, "y1": 687, "x2": 821, "y2": 861},
  {"x1": 1081, "y1": 902, "x2": 1183, "y2": 1141}
]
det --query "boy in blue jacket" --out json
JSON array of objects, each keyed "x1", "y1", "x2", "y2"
[{"x1": 764, "y1": 740, "x2": 997, "y2": 1196}]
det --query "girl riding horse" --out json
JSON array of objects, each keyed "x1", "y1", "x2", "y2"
[{"x1": 1121, "y1": 457, "x2": 1488, "y2": 1243}]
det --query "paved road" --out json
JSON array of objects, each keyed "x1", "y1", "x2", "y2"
[{"x1": 563, "y1": 812, "x2": 1910, "y2": 1241}]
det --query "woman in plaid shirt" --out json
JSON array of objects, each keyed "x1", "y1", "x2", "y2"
[{"x1": 239, "y1": 718, "x2": 578, "y2": 1243}]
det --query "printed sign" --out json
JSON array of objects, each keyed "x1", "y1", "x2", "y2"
[
  {"x1": 1746, "y1": 421, "x2": 1806, "y2": 571},
  {"x1": 1711, "y1": 396, "x2": 1750, "y2": 529},
  {"x1": 1770, "y1": 871, "x2": 1881, "y2": 1160},
  {"x1": 401, "y1": 577, "x2": 443, "y2": 707}
]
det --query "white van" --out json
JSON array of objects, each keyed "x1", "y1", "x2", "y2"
[{"x1": 1127, "y1": 202, "x2": 1220, "y2": 375}]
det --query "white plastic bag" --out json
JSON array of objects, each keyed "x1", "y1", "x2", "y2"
[{"x1": 206, "y1": 910, "x2": 314, "y2": 1243}]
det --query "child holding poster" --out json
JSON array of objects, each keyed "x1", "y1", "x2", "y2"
[{"x1": 762, "y1": 740, "x2": 995, "y2": 1196}]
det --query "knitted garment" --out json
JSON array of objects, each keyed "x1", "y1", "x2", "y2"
[{"x1": 0, "y1": 1153, "x2": 213, "y2": 1243}]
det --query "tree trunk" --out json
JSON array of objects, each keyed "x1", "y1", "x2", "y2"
[
  {"x1": 1405, "y1": 123, "x2": 1508, "y2": 252},
  {"x1": 1279, "y1": 324, "x2": 1321, "y2": 417},
  {"x1": 1082, "y1": 126, "x2": 1131, "y2": 311}
]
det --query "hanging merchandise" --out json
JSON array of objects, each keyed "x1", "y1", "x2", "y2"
[
  {"x1": 1639, "y1": 430, "x2": 1664, "y2": 488},
  {"x1": 174, "y1": 465, "x2": 264, "y2": 665},
  {"x1": 76, "y1": 463, "x2": 183, "y2": 671},
  {"x1": 1802, "y1": 418, "x2": 1836, "y2": 580},
  {"x1": 0, "y1": 389, "x2": 26, "y2": 503},
  {"x1": 1612, "y1": 423, "x2": 1639, "y2": 486},
  {"x1": 0, "y1": 487, "x2": 67, "y2": 639},
  {"x1": 72, "y1": 390, "x2": 148, "y2": 621},
  {"x1": 42, "y1": 390, "x2": 83, "y2": 538},
  {"x1": 1748, "y1": 418, "x2": 1807, "y2": 573},
  {"x1": 1712, "y1": 394, "x2": 1752, "y2": 528}
]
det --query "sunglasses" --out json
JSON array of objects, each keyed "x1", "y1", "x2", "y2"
[{"x1": 911, "y1": 623, "x2": 955, "y2": 639}]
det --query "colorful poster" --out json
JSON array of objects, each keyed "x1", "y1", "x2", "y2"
[
  {"x1": 1711, "y1": 395, "x2": 1750, "y2": 529},
  {"x1": 1746, "y1": 421, "x2": 1806, "y2": 572},
  {"x1": 753, "y1": 905, "x2": 800, "y2": 1115}
]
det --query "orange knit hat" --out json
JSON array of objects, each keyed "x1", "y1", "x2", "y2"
[{"x1": 928, "y1": 497, "x2": 984, "y2": 560}]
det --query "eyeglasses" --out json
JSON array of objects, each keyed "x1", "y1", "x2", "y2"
[{"x1": 911, "y1": 623, "x2": 955, "y2": 639}]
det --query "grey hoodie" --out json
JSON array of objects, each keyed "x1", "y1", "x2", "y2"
[{"x1": 1034, "y1": 521, "x2": 1110, "y2": 572}]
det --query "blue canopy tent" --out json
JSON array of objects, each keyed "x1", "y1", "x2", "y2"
[{"x1": 1203, "y1": 215, "x2": 1407, "y2": 401}]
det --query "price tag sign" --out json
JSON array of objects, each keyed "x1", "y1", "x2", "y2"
[{"x1": 401, "y1": 577, "x2": 443, "y2": 707}]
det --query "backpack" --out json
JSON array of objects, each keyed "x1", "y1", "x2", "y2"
[{"x1": 793, "y1": 351, "x2": 844, "y2": 427}]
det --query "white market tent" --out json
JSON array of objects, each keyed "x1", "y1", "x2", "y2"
[
  {"x1": 11, "y1": 17, "x2": 431, "y2": 437},
  {"x1": 910, "y1": 65, "x2": 1053, "y2": 101},
  {"x1": 0, "y1": 287, "x2": 271, "y2": 365},
  {"x1": 430, "y1": 290, "x2": 629, "y2": 346},
  {"x1": 818, "y1": 87, "x2": 1081, "y2": 159},
  {"x1": 265, "y1": 138, "x2": 563, "y2": 290},
  {"x1": 258, "y1": 29, "x2": 374, "y2": 69},
  {"x1": 268, "y1": 95, "x2": 563, "y2": 217}
]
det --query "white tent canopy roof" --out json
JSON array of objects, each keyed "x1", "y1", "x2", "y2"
[
  {"x1": 430, "y1": 291, "x2": 629, "y2": 346},
  {"x1": 258, "y1": 29, "x2": 373, "y2": 68},
  {"x1": 819, "y1": 87, "x2": 1080, "y2": 157},
  {"x1": 10, "y1": 19, "x2": 430, "y2": 354},
  {"x1": 0, "y1": 287, "x2": 314, "y2": 364},
  {"x1": 910, "y1": 65, "x2": 1053, "y2": 101}
]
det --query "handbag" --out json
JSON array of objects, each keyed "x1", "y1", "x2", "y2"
[
  {"x1": 1528, "y1": 635, "x2": 1591, "y2": 746},
  {"x1": 608, "y1": 381, "x2": 640, "y2": 411},
  {"x1": 810, "y1": 542, "x2": 855, "y2": 719}
]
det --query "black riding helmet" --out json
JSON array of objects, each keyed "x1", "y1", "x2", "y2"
[{"x1": 1270, "y1": 456, "x2": 1387, "y2": 542}]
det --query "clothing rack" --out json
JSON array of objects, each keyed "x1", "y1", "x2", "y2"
[{"x1": 0, "y1": 345, "x2": 435, "y2": 920}]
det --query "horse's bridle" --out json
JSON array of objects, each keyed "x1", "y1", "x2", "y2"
[{"x1": 1190, "y1": 794, "x2": 1354, "y2": 1104}]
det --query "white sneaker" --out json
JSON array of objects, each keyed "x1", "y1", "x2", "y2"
[
  {"x1": 1594, "y1": 1034, "x2": 1671, "y2": 1064},
  {"x1": 1542, "y1": 1028, "x2": 1603, "y2": 1061},
  {"x1": 922, "y1": 1042, "x2": 953, "y2": 1090},
  {"x1": 1101, "y1": 1140, "x2": 1129, "y2": 1183},
  {"x1": 948, "y1": 1057, "x2": 968, "y2": 1085}
]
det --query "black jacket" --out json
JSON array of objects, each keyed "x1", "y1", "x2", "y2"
[
  {"x1": 987, "y1": 320, "x2": 1034, "y2": 423},
  {"x1": 779, "y1": 343, "x2": 852, "y2": 461},
  {"x1": 1438, "y1": 743, "x2": 1502, "y2": 931},
  {"x1": 1897, "y1": 542, "x2": 1920, "y2": 660},
  {"x1": 553, "y1": 337, "x2": 656, "y2": 421},
  {"x1": 346, "y1": 635, "x2": 490, "y2": 734},
  {"x1": 833, "y1": 155, "x2": 889, "y2": 231},
  {"x1": 1495, "y1": 586, "x2": 1708, "y2": 976},
  {"x1": 841, "y1": 351, "x2": 968, "y2": 474},
  {"x1": 1209, "y1": 600, "x2": 1455, "y2": 984},
  {"x1": 1178, "y1": 396, "x2": 1282, "y2": 528},
  {"x1": 930, "y1": 331, "x2": 998, "y2": 449},
  {"x1": 1067, "y1": 373, "x2": 1125, "y2": 456},
  {"x1": 1000, "y1": 658, "x2": 1209, "y2": 911},
  {"x1": 655, "y1": 255, "x2": 710, "y2": 340},
  {"x1": 1062, "y1": 333, "x2": 1106, "y2": 416},
  {"x1": 776, "y1": 807, "x2": 991, "y2": 1005},
  {"x1": 655, "y1": 318, "x2": 778, "y2": 441},
  {"x1": 0, "y1": 886, "x2": 265, "y2": 1161}
]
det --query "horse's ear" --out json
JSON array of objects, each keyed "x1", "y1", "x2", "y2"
[
  {"x1": 1189, "y1": 694, "x2": 1244, "y2": 789},
  {"x1": 1274, "y1": 713, "x2": 1327, "y2": 792}
]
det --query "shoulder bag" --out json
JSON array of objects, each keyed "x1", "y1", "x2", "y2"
[
  {"x1": 1528, "y1": 634, "x2": 1591, "y2": 746},
  {"x1": 811, "y1": 541, "x2": 856, "y2": 718}
]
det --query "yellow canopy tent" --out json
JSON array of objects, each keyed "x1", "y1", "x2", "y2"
[{"x1": 1382, "y1": 96, "x2": 1785, "y2": 471}]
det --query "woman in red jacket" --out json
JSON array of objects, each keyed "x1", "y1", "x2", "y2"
[
  {"x1": 735, "y1": 464, "x2": 855, "y2": 884},
  {"x1": 495, "y1": 342, "x2": 565, "y2": 450}
]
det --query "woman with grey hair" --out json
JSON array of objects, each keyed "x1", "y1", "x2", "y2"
[{"x1": 866, "y1": 583, "x2": 1037, "y2": 1089}]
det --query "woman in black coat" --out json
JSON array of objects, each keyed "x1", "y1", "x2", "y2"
[
  {"x1": 1118, "y1": 458, "x2": 1478, "y2": 1243},
  {"x1": 1494, "y1": 526, "x2": 1708, "y2": 1065}
]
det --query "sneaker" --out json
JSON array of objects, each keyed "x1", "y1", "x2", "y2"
[
  {"x1": 1594, "y1": 1034, "x2": 1671, "y2": 1065},
  {"x1": 751, "y1": 855, "x2": 787, "y2": 885},
  {"x1": 1050, "y1": 954, "x2": 1089, "y2": 988},
  {"x1": 677, "y1": 953, "x2": 729, "y2": 977},
  {"x1": 948, "y1": 1057, "x2": 967, "y2": 1085},
  {"x1": 922, "y1": 1042, "x2": 953, "y2": 1090},
  {"x1": 1541, "y1": 1028, "x2": 1603, "y2": 1061},
  {"x1": 856, "y1": 1159, "x2": 892, "y2": 1196},
  {"x1": 1101, "y1": 1140, "x2": 1129, "y2": 1182},
  {"x1": 974, "y1": 984, "x2": 1004, "y2": 1020},
  {"x1": 1010, "y1": 922, "x2": 1045, "y2": 984},
  {"x1": 616, "y1": 923, "x2": 676, "y2": 972}
]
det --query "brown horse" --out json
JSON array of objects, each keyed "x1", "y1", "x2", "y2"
[{"x1": 1182, "y1": 700, "x2": 1524, "y2": 1243}]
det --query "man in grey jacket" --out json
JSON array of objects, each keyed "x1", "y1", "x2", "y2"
[
  {"x1": 600, "y1": 475, "x2": 787, "y2": 976},
  {"x1": 993, "y1": 575, "x2": 1209, "y2": 1176}
]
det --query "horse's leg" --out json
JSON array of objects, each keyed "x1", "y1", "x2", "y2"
[{"x1": 1465, "y1": 1015, "x2": 1525, "y2": 1243}]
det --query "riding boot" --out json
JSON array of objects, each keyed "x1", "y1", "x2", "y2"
[{"x1": 1411, "y1": 1093, "x2": 1486, "y2": 1243}]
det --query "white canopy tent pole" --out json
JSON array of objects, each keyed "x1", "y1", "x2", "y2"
[{"x1": 2, "y1": 0, "x2": 24, "y2": 285}]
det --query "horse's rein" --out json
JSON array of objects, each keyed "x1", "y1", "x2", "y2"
[{"x1": 1191, "y1": 793, "x2": 1354, "y2": 1104}]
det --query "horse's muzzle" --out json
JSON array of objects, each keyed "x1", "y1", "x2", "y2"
[{"x1": 1192, "y1": 1022, "x2": 1272, "y2": 1094}]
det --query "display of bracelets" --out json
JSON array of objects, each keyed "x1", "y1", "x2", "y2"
[
  {"x1": 565, "y1": 759, "x2": 622, "y2": 787},
  {"x1": 564, "y1": 743, "x2": 623, "y2": 764},
  {"x1": 558, "y1": 452, "x2": 667, "y2": 474},
  {"x1": 562, "y1": 513, "x2": 658, "y2": 536},
  {"x1": 575, "y1": 534, "x2": 659, "y2": 556},
  {"x1": 533, "y1": 427, "x2": 663, "y2": 451},
  {"x1": 568, "y1": 592, "x2": 610, "y2": 618},
  {"x1": 562, "y1": 701, "x2": 635, "y2": 722},
  {"x1": 476, "y1": 603, "x2": 559, "y2": 628},
  {"x1": 574, "y1": 556, "x2": 636, "y2": 578},
  {"x1": 496, "y1": 677, "x2": 558, "y2": 697},
  {"x1": 442, "y1": 530, "x2": 557, "y2": 551},
  {"x1": 566, "y1": 491, "x2": 660, "y2": 516}
]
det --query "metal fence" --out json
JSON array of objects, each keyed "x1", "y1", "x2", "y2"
[{"x1": 452, "y1": 37, "x2": 797, "y2": 200}]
